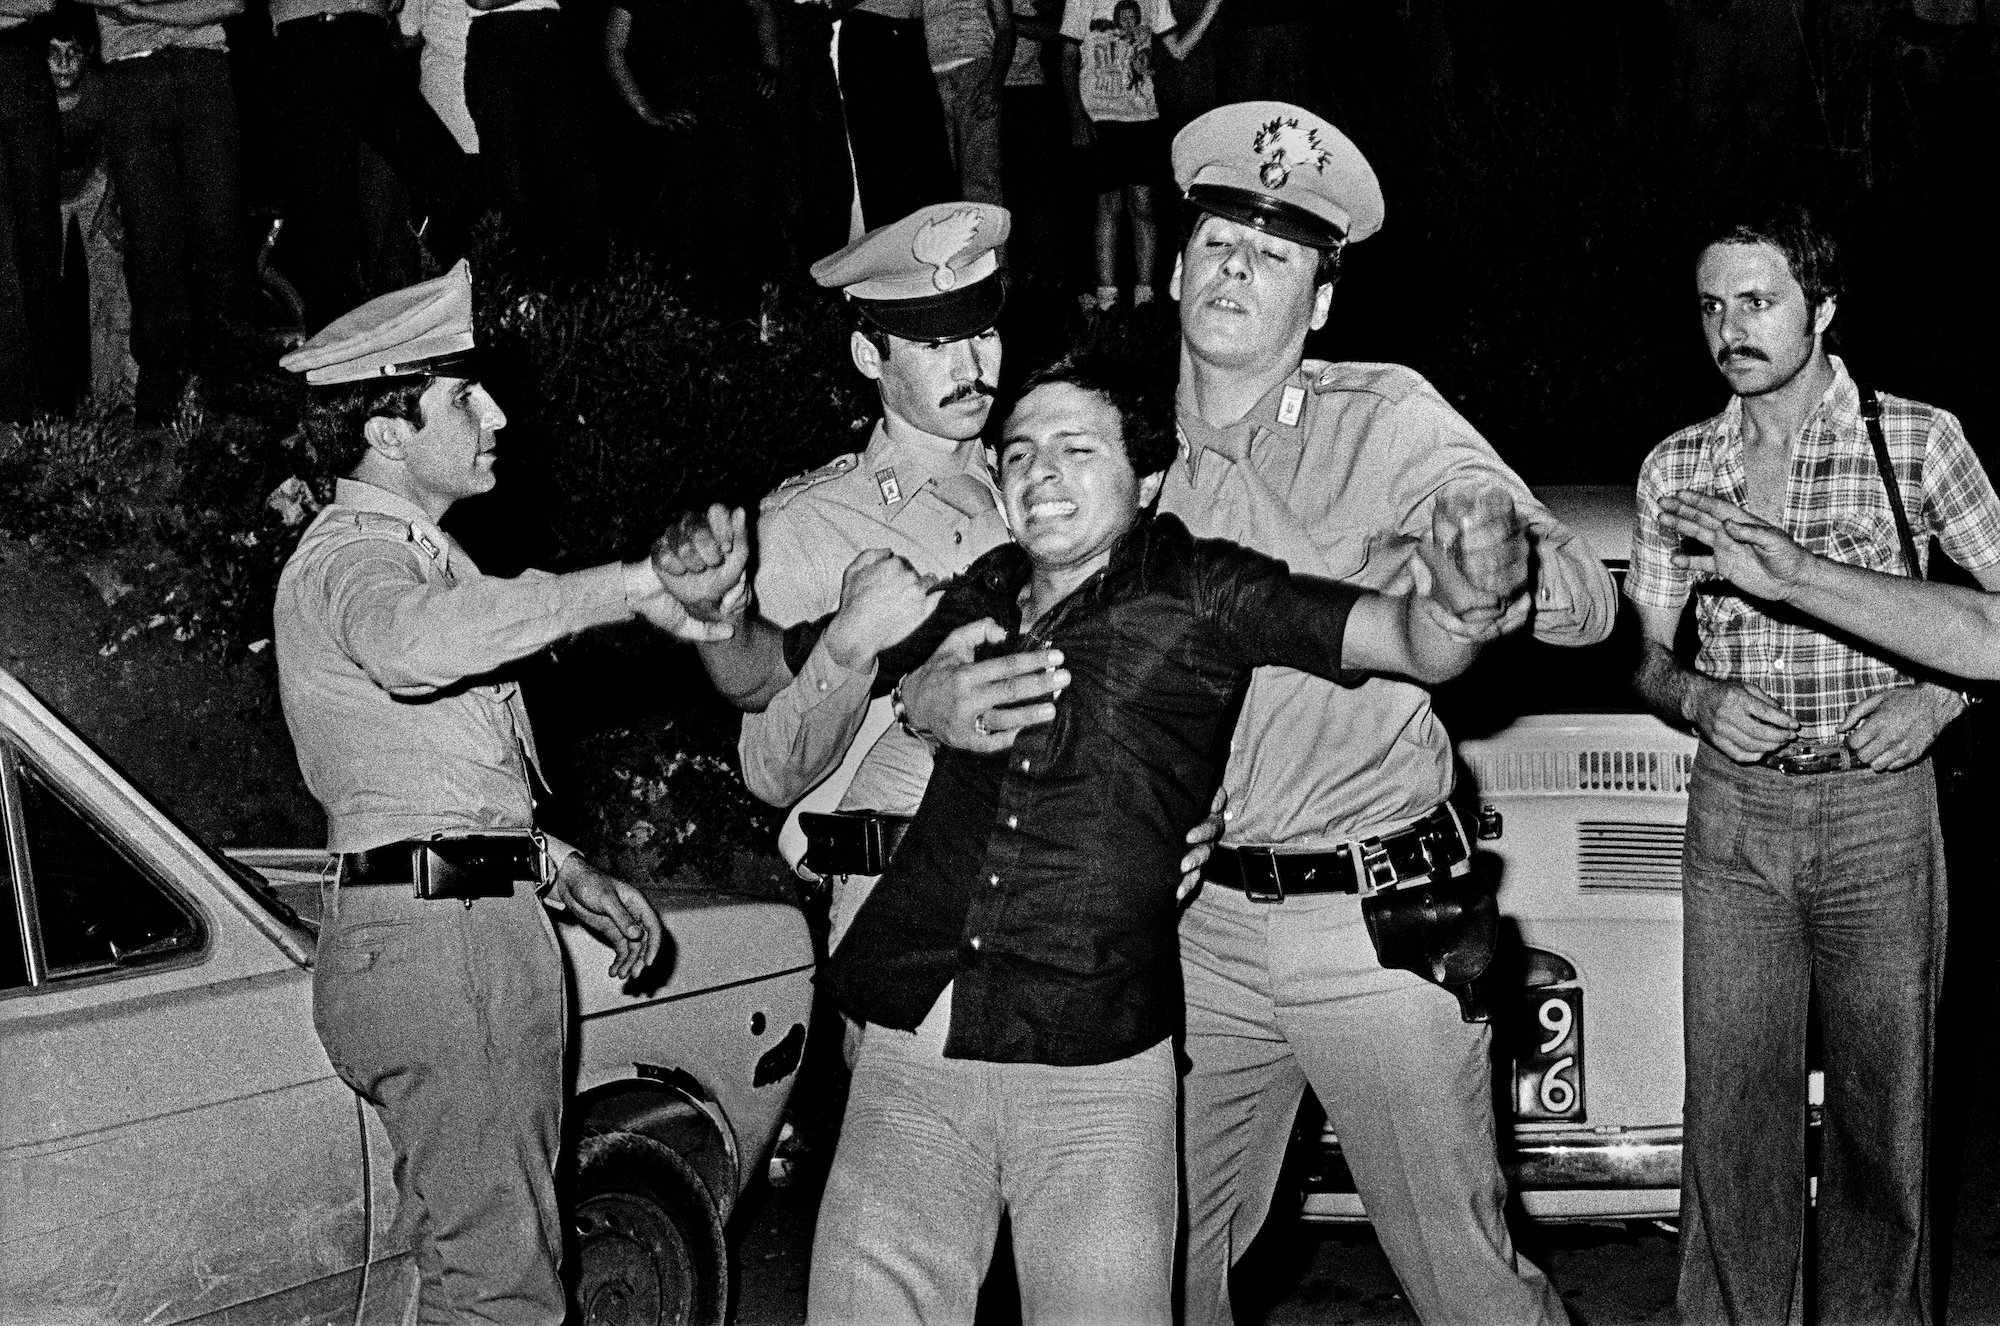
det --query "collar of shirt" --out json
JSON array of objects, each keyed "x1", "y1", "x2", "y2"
[
  {"x1": 950, "y1": 508, "x2": 1175, "y2": 643},
  {"x1": 861, "y1": 419, "x2": 1002, "y2": 521},
  {"x1": 332, "y1": 477, "x2": 457, "y2": 575},
  {"x1": 1174, "y1": 365, "x2": 1311, "y2": 485},
  {"x1": 1702, "y1": 354, "x2": 1860, "y2": 496}
]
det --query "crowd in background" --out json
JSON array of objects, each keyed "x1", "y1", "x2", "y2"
[{"x1": 0, "y1": 0, "x2": 1323, "y2": 429}]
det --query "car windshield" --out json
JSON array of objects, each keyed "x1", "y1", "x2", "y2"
[{"x1": 1434, "y1": 567, "x2": 1649, "y2": 739}]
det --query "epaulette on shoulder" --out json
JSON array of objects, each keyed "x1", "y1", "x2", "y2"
[
  {"x1": 762, "y1": 453, "x2": 860, "y2": 512},
  {"x1": 1303, "y1": 360, "x2": 1431, "y2": 405}
]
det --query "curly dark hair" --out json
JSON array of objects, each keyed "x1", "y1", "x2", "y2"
[
  {"x1": 1699, "y1": 202, "x2": 1843, "y2": 318},
  {"x1": 1008, "y1": 345, "x2": 1178, "y2": 478},
  {"x1": 298, "y1": 377, "x2": 431, "y2": 485}
]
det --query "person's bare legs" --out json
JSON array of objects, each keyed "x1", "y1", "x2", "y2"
[
  {"x1": 1093, "y1": 189, "x2": 1123, "y2": 310},
  {"x1": 1127, "y1": 183, "x2": 1157, "y2": 304}
]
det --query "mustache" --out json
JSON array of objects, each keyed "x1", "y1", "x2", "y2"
[
  {"x1": 941, "y1": 381, "x2": 997, "y2": 407},
  {"x1": 1718, "y1": 346, "x2": 1770, "y2": 367}
]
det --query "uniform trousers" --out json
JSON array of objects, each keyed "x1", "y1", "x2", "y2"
[
  {"x1": 1678, "y1": 745, "x2": 1943, "y2": 1326},
  {"x1": 1180, "y1": 875, "x2": 1565, "y2": 1326},
  {"x1": 314, "y1": 878, "x2": 568, "y2": 1326},
  {"x1": 808, "y1": 992, "x2": 1178, "y2": 1326}
]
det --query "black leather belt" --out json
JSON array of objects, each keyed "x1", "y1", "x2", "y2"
[
  {"x1": 1759, "y1": 737, "x2": 1867, "y2": 776},
  {"x1": 338, "y1": 832, "x2": 543, "y2": 901},
  {"x1": 800, "y1": 811, "x2": 912, "y2": 877},
  {"x1": 1203, "y1": 805, "x2": 1471, "y2": 902}
]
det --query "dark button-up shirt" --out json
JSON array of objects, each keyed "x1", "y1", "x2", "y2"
[{"x1": 819, "y1": 512, "x2": 1361, "y2": 1066}]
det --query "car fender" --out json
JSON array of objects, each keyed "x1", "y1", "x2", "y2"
[{"x1": 577, "y1": 1075, "x2": 738, "y2": 1224}]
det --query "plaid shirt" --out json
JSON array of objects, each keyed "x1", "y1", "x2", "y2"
[{"x1": 1630, "y1": 356, "x2": 2000, "y2": 740}]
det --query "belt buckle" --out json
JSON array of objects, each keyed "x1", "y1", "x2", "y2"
[
  {"x1": 1772, "y1": 741, "x2": 1846, "y2": 776},
  {"x1": 1350, "y1": 838, "x2": 1399, "y2": 897},
  {"x1": 1236, "y1": 847, "x2": 1285, "y2": 903}
]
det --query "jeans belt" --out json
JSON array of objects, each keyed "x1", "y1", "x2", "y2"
[
  {"x1": 336, "y1": 831, "x2": 544, "y2": 900},
  {"x1": 1203, "y1": 805, "x2": 1471, "y2": 903},
  {"x1": 799, "y1": 811, "x2": 912, "y2": 877},
  {"x1": 1758, "y1": 737, "x2": 1867, "y2": 776}
]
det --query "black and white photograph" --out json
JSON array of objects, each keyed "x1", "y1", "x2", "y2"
[{"x1": 2, "y1": 2, "x2": 1998, "y2": 1323}]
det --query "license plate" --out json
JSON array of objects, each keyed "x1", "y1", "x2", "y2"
[{"x1": 1513, "y1": 988, "x2": 1585, "y2": 1122}]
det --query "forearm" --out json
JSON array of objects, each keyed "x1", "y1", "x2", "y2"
[
  {"x1": 113, "y1": 0, "x2": 242, "y2": 24},
  {"x1": 1398, "y1": 596, "x2": 1484, "y2": 684},
  {"x1": 339, "y1": 561, "x2": 633, "y2": 695},
  {"x1": 749, "y1": 0, "x2": 781, "y2": 68},
  {"x1": 1788, "y1": 558, "x2": 2000, "y2": 681},
  {"x1": 1059, "y1": 43, "x2": 1086, "y2": 117},
  {"x1": 1632, "y1": 636, "x2": 1703, "y2": 728},
  {"x1": 1527, "y1": 523, "x2": 1618, "y2": 647},
  {"x1": 693, "y1": 614, "x2": 793, "y2": 711},
  {"x1": 737, "y1": 641, "x2": 877, "y2": 806},
  {"x1": 0, "y1": 0, "x2": 55, "y2": 17}
]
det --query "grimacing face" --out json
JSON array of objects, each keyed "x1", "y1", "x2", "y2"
[
  {"x1": 999, "y1": 382, "x2": 1164, "y2": 583},
  {"x1": 394, "y1": 376, "x2": 507, "y2": 507},
  {"x1": 1172, "y1": 214, "x2": 1334, "y2": 373},
  {"x1": 857, "y1": 325, "x2": 1003, "y2": 443},
  {"x1": 1696, "y1": 240, "x2": 1833, "y2": 399}
]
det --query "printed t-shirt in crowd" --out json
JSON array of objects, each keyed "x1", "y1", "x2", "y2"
[{"x1": 1061, "y1": 0, "x2": 1173, "y2": 122}]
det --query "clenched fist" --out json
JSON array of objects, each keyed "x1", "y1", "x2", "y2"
[{"x1": 823, "y1": 550, "x2": 944, "y2": 671}]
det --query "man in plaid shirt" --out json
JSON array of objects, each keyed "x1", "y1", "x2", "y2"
[{"x1": 1630, "y1": 203, "x2": 2000, "y2": 1326}]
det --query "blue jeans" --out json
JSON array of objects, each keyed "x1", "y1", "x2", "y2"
[
  {"x1": 1679, "y1": 744, "x2": 1944, "y2": 1326},
  {"x1": 808, "y1": 990, "x2": 1178, "y2": 1326}
]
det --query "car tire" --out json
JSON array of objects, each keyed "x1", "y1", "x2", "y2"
[{"x1": 573, "y1": 1129, "x2": 729, "y2": 1326}]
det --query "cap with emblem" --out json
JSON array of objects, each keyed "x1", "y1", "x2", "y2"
[
  {"x1": 280, "y1": 259, "x2": 478, "y2": 386},
  {"x1": 1172, "y1": 101, "x2": 1383, "y2": 251},
  {"x1": 811, "y1": 203, "x2": 1011, "y2": 342}
]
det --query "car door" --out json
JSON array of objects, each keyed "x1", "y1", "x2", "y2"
[{"x1": 0, "y1": 725, "x2": 380, "y2": 1325}]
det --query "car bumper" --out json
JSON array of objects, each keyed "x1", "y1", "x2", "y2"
[{"x1": 1299, "y1": 1126, "x2": 1683, "y2": 1224}]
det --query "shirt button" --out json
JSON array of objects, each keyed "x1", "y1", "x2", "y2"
[
  {"x1": 955, "y1": 531, "x2": 963, "y2": 545},
  {"x1": 816, "y1": 679, "x2": 830, "y2": 691},
  {"x1": 1006, "y1": 815, "x2": 1018, "y2": 830},
  {"x1": 969, "y1": 935, "x2": 983, "y2": 951},
  {"x1": 1773, "y1": 657, "x2": 1786, "y2": 670},
  {"x1": 1019, "y1": 758, "x2": 1032, "y2": 772},
  {"x1": 989, "y1": 873, "x2": 1000, "y2": 886}
]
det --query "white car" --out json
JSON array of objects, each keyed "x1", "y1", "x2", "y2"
[
  {"x1": 1298, "y1": 485, "x2": 1699, "y2": 1224},
  {"x1": 0, "y1": 666, "x2": 815, "y2": 1325}
]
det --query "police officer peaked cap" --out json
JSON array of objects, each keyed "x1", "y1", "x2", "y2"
[
  {"x1": 280, "y1": 259, "x2": 478, "y2": 385},
  {"x1": 812, "y1": 203, "x2": 1011, "y2": 342},
  {"x1": 1172, "y1": 101, "x2": 1384, "y2": 250}
]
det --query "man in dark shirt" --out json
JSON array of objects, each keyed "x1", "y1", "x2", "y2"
[{"x1": 785, "y1": 348, "x2": 1531, "y2": 1324}]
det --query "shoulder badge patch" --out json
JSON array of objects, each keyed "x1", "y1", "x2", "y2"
[{"x1": 763, "y1": 453, "x2": 859, "y2": 511}]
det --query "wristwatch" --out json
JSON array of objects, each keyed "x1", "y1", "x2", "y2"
[{"x1": 890, "y1": 676, "x2": 940, "y2": 748}]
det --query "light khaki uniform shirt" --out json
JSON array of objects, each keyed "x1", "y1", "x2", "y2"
[
  {"x1": 275, "y1": 479, "x2": 630, "y2": 854},
  {"x1": 1161, "y1": 360, "x2": 1618, "y2": 847},
  {"x1": 740, "y1": 422, "x2": 1010, "y2": 820}
]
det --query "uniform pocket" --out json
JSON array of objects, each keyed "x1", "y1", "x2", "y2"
[{"x1": 316, "y1": 919, "x2": 420, "y2": 977}]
